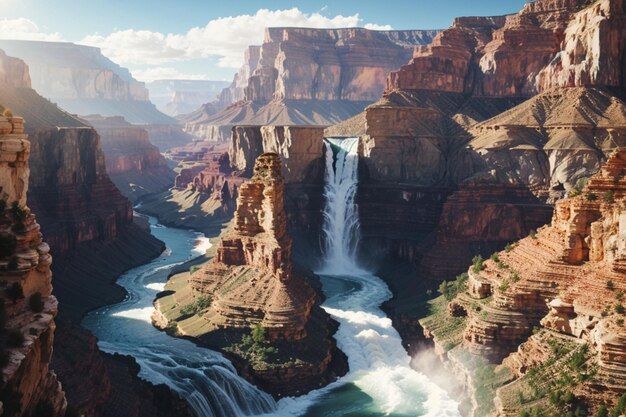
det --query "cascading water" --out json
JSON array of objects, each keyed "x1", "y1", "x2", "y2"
[
  {"x1": 82, "y1": 216, "x2": 276, "y2": 417},
  {"x1": 262, "y1": 137, "x2": 462, "y2": 416},
  {"x1": 320, "y1": 137, "x2": 361, "y2": 271},
  {"x1": 94, "y1": 140, "x2": 461, "y2": 417}
]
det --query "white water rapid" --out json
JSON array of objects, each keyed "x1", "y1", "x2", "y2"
[
  {"x1": 87, "y1": 139, "x2": 461, "y2": 417},
  {"x1": 261, "y1": 138, "x2": 462, "y2": 416},
  {"x1": 82, "y1": 217, "x2": 276, "y2": 417}
]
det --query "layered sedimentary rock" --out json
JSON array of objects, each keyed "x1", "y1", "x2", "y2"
[
  {"x1": 140, "y1": 144, "x2": 244, "y2": 234},
  {"x1": 182, "y1": 28, "x2": 440, "y2": 141},
  {"x1": 420, "y1": 182, "x2": 553, "y2": 280},
  {"x1": 436, "y1": 149, "x2": 626, "y2": 414},
  {"x1": 0, "y1": 40, "x2": 172, "y2": 124},
  {"x1": 386, "y1": 0, "x2": 625, "y2": 95},
  {"x1": 154, "y1": 154, "x2": 344, "y2": 396},
  {"x1": 0, "y1": 115, "x2": 66, "y2": 417},
  {"x1": 0, "y1": 49, "x2": 179, "y2": 414},
  {"x1": 230, "y1": 126, "x2": 325, "y2": 182},
  {"x1": 83, "y1": 115, "x2": 175, "y2": 202}
]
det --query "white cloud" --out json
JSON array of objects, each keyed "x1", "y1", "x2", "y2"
[
  {"x1": 0, "y1": 18, "x2": 64, "y2": 41},
  {"x1": 79, "y1": 8, "x2": 392, "y2": 69},
  {"x1": 131, "y1": 67, "x2": 211, "y2": 83}
]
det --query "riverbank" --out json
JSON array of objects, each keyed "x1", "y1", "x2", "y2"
[
  {"x1": 82, "y1": 216, "x2": 277, "y2": 417},
  {"x1": 152, "y1": 264, "x2": 349, "y2": 399}
]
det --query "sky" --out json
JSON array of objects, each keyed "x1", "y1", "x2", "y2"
[{"x1": 0, "y1": 0, "x2": 529, "y2": 83}]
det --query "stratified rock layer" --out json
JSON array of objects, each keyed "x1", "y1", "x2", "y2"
[
  {"x1": 0, "y1": 115, "x2": 66, "y2": 417},
  {"x1": 154, "y1": 153, "x2": 345, "y2": 396},
  {"x1": 191, "y1": 154, "x2": 314, "y2": 339},
  {"x1": 181, "y1": 28, "x2": 440, "y2": 141},
  {"x1": 83, "y1": 115, "x2": 175, "y2": 202},
  {"x1": 0, "y1": 40, "x2": 172, "y2": 124},
  {"x1": 452, "y1": 149, "x2": 626, "y2": 412}
]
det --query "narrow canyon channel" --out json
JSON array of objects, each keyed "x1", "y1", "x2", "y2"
[{"x1": 82, "y1": 138, "x2": 461, "y2": 417}]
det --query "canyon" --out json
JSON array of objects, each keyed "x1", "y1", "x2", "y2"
[
  {"x1": 0, "y1": 0, "x2": 625, "y2": 415},
  {"x1": 0, "y1": 113, "x2": 65, "y2": 417},
  {"x1": 0, "y1": 50, "x2": 196, "y2": 416},
  {"x1": 82, "y1": 115, "x2": 175, "y2": 202},
  {"x1": 146, "y1": 80, "x2": 231, "y2": 117}
]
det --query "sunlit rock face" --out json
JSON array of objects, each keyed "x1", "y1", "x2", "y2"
[
  {"x1": 0, "y1": 40, "x2": 172, "y2": 124},
  {"x1": 190, "y1": 153, "x2": 315, "y2": 340},
  {"x1": 386, "y1": 0, "x2": 626, "y2": 96},
  {"x1": 181, "y1": 27, "x2": 440, "y2": 142},
  {"x1": 0, "y1": 114, "x2": 66, "y2": 417}
]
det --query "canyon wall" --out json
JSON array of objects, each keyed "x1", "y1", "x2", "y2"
[
  {"x1": 386, "y1": 0, "x2": 625, "y2": 96},
  {"x1": 0, "y1": 115, "x2": 66, "y2": 417},
  {"x1": 423, "y1": 148, "x2": 626, "y2": 415},
  {"x1": 181, "y1": 28, "x2": 440, "y2": 142},
  {"x1": 0, "y1": 49, "x2": 188, "y2": 415},
  {"x1": 0, "y1": 40, "x2": 173, "y2": 125},
  {"x1": 83, "y1": 115, "x2": 175, "y2": 202}
]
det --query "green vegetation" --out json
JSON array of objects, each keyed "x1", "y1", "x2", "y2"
[
  {"x1": 179, "y1": 295, "x2": 212, "y2": 316},
  {"x1": 603, "y1": 190, "x2": 615, "y2": 203},
  {"x1": 614, "y1": 304, "x2": 624, "y2": 315},
  {"x1": 189, "y1": 265, "x2": 201, "y2": 274},
  {"x1": 240, "y1": 324, "x2": 278, "y2": 363},
  {"x1": 530, "y1": 229, "x2": 537, "y2": 239},
  {"x1": 29, "y1": 292, "x2": 44, "y2": 313},
  {"x1": 499, "y1": 280, "x2": 510, "y2": 292},
  {"x1": 616, "y1": 291, "x2": 624, "y2": 301},
  {"x1": 607, "y1": 280, "x2": 615, "y2": 291},
  {"x1": 2, "y1": 108, "x2": 13, "y2": 118},
  {"x1": 490, "y1": 253, "x2": 500, "y2": 263},
  {"x1": 569, "y1": 177, "x2": 590, "y2": 197},
  {"x1": 586, "y1": 193, "x2": 598, "y2": 202},
  {"x1": 505, "y1": 242, "x2": 515, "y2": 252},
  {"x1": 472, "y1": 255, "x2": 484, "y2": 273},
  {"x1": 610, "y1": 394, "x2": 626, "y2": 417},
  {"x1": 438, "y1": 273, "x2": 468, "y2": 301},
  {"x1": 505, "y1": 340, "x2": 595, "y2": 417},
  {"x1": 511, "y1": 271, "x2": 520, "y2": 283}
]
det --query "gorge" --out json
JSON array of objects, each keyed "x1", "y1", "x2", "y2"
[{"x1": 1, "y1": 0, "x2": 626, "y2": 415}]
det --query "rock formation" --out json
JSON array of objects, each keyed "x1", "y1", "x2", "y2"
[
  {"x1": 153, "y1": 153, "x2": 345, "y2": 396},
  {"x1": 140, "y1": 144, "x2": 244, "y2": 234},
  {"x1": 0, "y1": 113, "x2": 66, "y2": 417},
  {"x1": 0, "y1": 49, "x2": 191, "y2": 415},
  {"x1": 181, "y1": 27, "x2": 440, "y2": 142},
  {"x1": 82, "y1": 115, "x2": 175, "y2": 202},
  {"x1": 424, "y1": 149, "x2": 626, "y2": 415},
  {"x1": 386, "y1": 0, "x2": 625, "y2": 96},
  {"x1": 0, "y1": 40, "x2": 172, "y2": 125}
]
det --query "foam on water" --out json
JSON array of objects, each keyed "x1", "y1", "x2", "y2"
[
  {"x1": 83, "y1": 216, "x2": 275, "y2": 417},
  {"x1": 263, "y1": 138, "x2": 462, "y2": 416}
]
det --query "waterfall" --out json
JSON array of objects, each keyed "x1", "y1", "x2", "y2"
[{"x1": 320, "y1": 137, "x2": 362, "y2": 272}]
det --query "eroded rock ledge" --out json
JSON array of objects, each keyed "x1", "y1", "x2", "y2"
[
  {"x1": 153, "y1": 153, "x2": 346, "y2": 397},
  {"x1": 422, "y1": 149, "x2": 626, "y2": 416},
  {"x1": 0, "y1": 115, "x2": 66, "y2": 417}
]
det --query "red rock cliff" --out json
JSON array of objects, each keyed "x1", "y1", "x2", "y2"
[{"x1": 0, "y1": 115, "x2": 66, "y2": 417}]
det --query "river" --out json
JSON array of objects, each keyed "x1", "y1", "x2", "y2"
[{"x1": 82, "y1": 137, "x2": 461, "y2": 416}]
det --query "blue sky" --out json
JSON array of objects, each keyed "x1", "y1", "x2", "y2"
[{"x1": 0, "y1": 0, "x2": 529, "y2": 82}]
